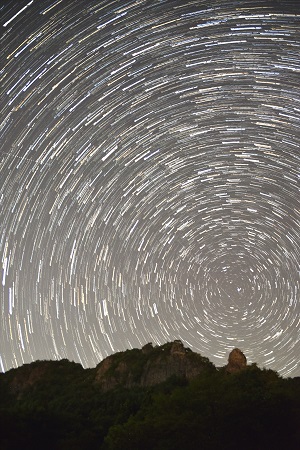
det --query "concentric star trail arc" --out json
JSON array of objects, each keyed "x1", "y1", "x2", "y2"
[{"x1": 0, "y1": 0, "x2": 299, "y2": 377}]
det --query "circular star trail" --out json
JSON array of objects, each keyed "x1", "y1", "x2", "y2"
[{"x1": 1, "y1": 0, "x2": 299, "y2": 377}]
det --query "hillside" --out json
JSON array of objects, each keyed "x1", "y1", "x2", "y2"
[{"x1": 0, "y1": 341, "x2": 299, "y2": 449}]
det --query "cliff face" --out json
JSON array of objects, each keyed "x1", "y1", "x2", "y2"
[{"x1": 94, "y1": 340, "x2": 215, "y2": 390}]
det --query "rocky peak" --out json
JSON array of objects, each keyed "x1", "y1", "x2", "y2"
[
  {"x1": 94, "y1": 340, "x2": 215, "y2": 391},
  {"x1": 225, "y1": 348, "x2": 247, "y2": 373}
]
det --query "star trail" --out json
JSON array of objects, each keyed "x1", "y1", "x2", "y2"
[{"x1": 1, "y1": 0, "x2": 299, "y2": 377}]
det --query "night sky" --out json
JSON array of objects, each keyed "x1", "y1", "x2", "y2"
[{"x1": 1, "y1": 0, "x2": 299, "y2": 377}]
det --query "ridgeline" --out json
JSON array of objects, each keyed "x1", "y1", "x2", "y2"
[{"x1": 0, "y1": 341, "x2": 299, "y2": 449}]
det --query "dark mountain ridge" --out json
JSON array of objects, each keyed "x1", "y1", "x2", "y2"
[
  {"x1": 0, "y1": 341, "x2": 299, "y2": 449},
  {"x1": 1, "y1": 340, "x2": 216, "y2": 395}
]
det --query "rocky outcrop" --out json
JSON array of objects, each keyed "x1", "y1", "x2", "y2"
[
  {"x1": 94, "y1": 340, "x2": 215, "y2": 391},
  {"x1": 94, "y1": 354, "x2": 136, "y2": 391},
  {"x1": 1, "y1": 344, "x2": 252, "y2": 396},
  {"x1": 225, "y1": 348, "x2": 247, "y2": 373}
]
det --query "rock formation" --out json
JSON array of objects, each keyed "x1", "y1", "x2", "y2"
[
  {"x1": 94, "y1": 340, "x2": 215, "y2": 390},
  {"x1": 225, "y1": 348, "x2": 247, "y2": 373},
  {"x1": 1, "y1": 344, "x2": 251, "y2": 397}
]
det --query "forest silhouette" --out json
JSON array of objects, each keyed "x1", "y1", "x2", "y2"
[{"x1": 0, "y1": 341, "x2": 299, "y2": 449}]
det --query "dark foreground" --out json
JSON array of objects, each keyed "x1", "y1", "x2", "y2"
[{"x1": 0, "y1": 344, "x2": 299, "y2": 449}]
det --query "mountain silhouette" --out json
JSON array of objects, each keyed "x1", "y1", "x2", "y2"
[{"x1": 0, "y1": 341, "x2": 299, "y2": 449}]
